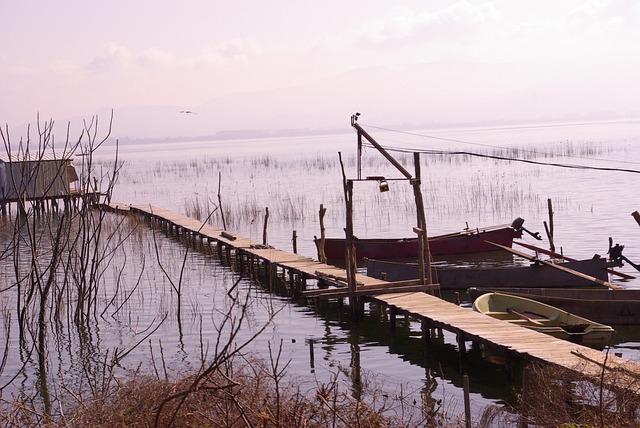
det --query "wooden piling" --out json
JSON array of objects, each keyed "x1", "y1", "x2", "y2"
[
  {"x1": 463, "y1": 374, "x2": 472, "y2": 428},
  {"x1": 292, "y1": 230, "x2": 297, "y2": 254},
  {"x1": 308, "y1": 338, "x2": 315, "y2": 369},
  {"x1": 318, "y1": 204, "x2": 327, "y2": 263},
  {"x1": 389, "y1": 306, "x2": 397, "y2": 331},
  {"x1": 262, "y1": 207, "x2": 269, "y2": 246},
  {"x1": 545, "y1": 198, "x2": 555, "y2": 252}
]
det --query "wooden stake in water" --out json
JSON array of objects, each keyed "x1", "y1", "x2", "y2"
[
  {"x1": 318, "y1": 204, "x2": 327, "y2": 263},
  {"x1": 545, "y1": 198, "x2": 555, "y2": 252},
  {"x1": 262, "y1": 207, "x2": 269, "y2": 246},
  {"x1": 463, "y1": 374, "x2": 472, "y2": 428},
  {"x1": 292, "y1": 230, "x2": 297, "y2": 254}
]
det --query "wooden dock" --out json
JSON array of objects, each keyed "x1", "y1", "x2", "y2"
[{"x1": 105, "y1": 202, "x2": 640, "y2": 392}]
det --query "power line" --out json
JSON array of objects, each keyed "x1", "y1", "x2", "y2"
[{"x1": 359, "y1": 124, "x2": 640, "y2": 174}]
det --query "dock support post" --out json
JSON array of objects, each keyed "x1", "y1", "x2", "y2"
[
  {"x1": 248, "y1": 254, "x2": 256, "y2": 281},
  {"x1": 288, "y1": 270, "x2": 296, "y2": 293},
  {"x1": 389, "y1": 306, "x2": 397, "y2": 331},
  {"x1": 225, "y1": 246, "x2": 232, "y2": 265},
  {"x1": 421, "y1": 318, "x2": 432, "y2": 347},
  {"x1": 457, "y1": 333, "x2": 467, "y2": 370},
  {"x1": 505, "y1": 352, "x2": 513, "y2": 381},
  {"x1": 217, "y1": 242, "x2": 223, "y2": 260}
]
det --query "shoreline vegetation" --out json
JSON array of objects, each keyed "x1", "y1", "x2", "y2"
[
  {"x1": 4, "y1": 350, "x2": 640, "y2": 427},
  {"x1": 2, "y1": 116, "x2": 640, "y2": 426}
]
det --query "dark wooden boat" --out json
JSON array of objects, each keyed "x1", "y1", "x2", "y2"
[
  {"x1": 365, "y1": 256, "x2": 616, "y2": 290},
  {"x1": 472, "y1": 292, "x2": 615, "y2": 349},
  {"x1": 315, "y1": 219, "x2": 524, "y2": 261},
  {"x1": 468, "y1": 287, "x2": 640, "y2": 325}
]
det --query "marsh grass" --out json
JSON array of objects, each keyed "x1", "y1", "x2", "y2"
[
  {"x1": 519, "y1": 362, "x2": 640, "y2": 427},
  {"x1": 172, "y1": 138, "x2": 618, "y2": 240}
]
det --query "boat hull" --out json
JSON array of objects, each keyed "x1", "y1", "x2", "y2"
[
  {"x1": 366, "y1": 257, "x2": 612, "y2": 289},
  {"x1": 468, "y1": 287, "x2": 640, "y2": 325},
  {"x1": 472, "y1": 292, "x2": 615, "y2": 349},
  {"x1": 316, "y1": 225, "x2": 522, "y2": 260}
]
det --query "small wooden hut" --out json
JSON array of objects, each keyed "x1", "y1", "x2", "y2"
[{"x1": 0, "y1": 153, "x2": 80, "y2": 212}]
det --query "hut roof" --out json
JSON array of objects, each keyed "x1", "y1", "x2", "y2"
[{"x1": 0, "y1": 152, "x2": 74, "y2": 163}]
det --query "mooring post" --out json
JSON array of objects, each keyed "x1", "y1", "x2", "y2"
[
  {"x1": 307, "y1": 338, "x2": 315, "y2": 370},
  {"x1": 292, "y1": 230, "x2": 297, "y2": 253},
  {"x1": 544, "y1": 198, "x2": 555, "y2": 252},
  {"x1": 318, "y1": 204, "x2": 327, "y2": 263},
  {"x1": 412, "y1": 152, "x2": 433, "y2": 286},
  {"x1": 262, "y1": 207, "x2": 269, "y2": 246}
]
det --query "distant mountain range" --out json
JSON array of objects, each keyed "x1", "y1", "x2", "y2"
[{"x1": 28, "y1": 59, "x2": 640, "y2": 142}]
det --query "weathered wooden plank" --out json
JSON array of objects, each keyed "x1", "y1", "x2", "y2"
[{"x1": 304, "y1": 284, "x2": 437, "y2": 299}]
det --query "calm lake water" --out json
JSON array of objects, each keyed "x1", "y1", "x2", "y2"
[{"x1": 2, "y1": 118, "x2": 640, "y2": 421}]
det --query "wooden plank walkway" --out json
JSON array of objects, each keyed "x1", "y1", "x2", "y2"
[
  {"x1": 105, "y1": 202, "x2": 640, "y2": 390},
  {"x1": 378, "y1": 292, "x2": 639, "y2": 377},
  {"x1": 111, "y1": 202, "x2": 408, "y2": 290}
]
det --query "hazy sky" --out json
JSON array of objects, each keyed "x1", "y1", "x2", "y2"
[{"x1": 2, "y1": 1, "x2": 639, "y2": 128}]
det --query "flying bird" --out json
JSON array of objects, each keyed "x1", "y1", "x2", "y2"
[{"x1": 180, "y1": 110, "x2": 197, "y2": 114}]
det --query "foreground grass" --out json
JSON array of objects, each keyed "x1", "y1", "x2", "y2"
[{"x1": 1, "y1": 356, "x2": 473, "y2": 427}]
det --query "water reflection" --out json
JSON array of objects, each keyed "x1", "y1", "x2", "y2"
[{"x1": 305, "y1": 297, "x2": 520, "y2": 411}]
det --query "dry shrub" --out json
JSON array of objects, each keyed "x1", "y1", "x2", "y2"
[
  {"x1": 519, "y1": 362, "x2": 640, "y2": 427},
  {"x1": 1, "y1": 357, "x2": 430, "y2": 428}
]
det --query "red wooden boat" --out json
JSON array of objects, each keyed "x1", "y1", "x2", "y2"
[{"x1": 315, "y1": 218, "x2": 525, "y2": 261}]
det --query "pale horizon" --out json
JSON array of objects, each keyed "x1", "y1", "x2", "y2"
[{"x1": 3, "y1": 1, "x2": 640, "y2": 139}]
